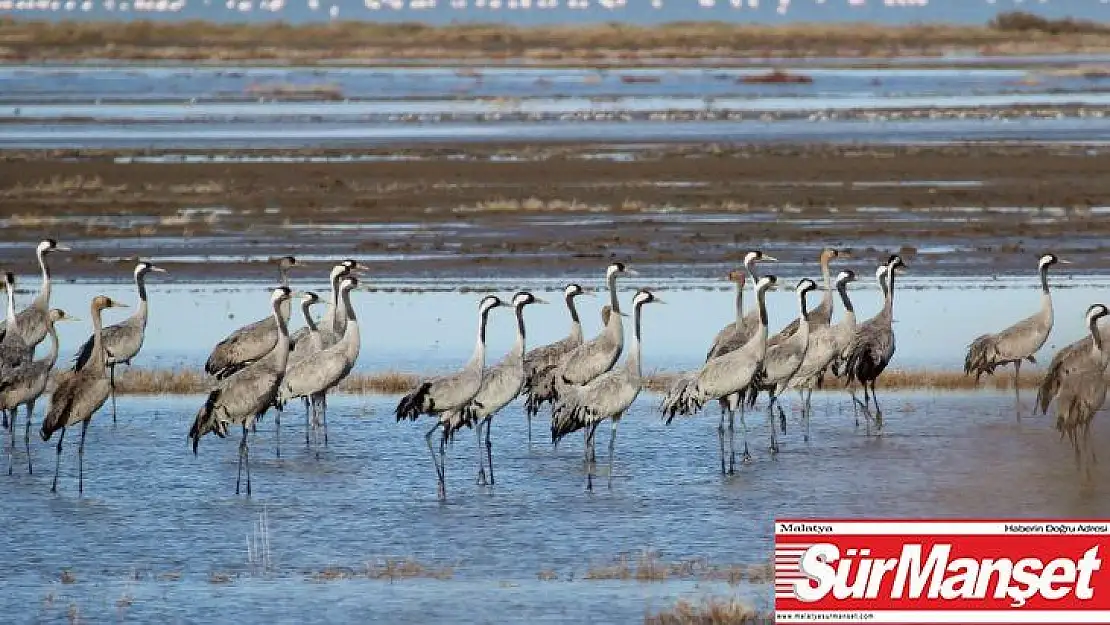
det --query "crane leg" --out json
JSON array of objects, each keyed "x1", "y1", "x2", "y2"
[
  {"x1": 739, "y1": 399, "x2": 752, "y2": 464},
  {"x1": 110, "y1": 363, "x2": 118, "y2": 425},
  {"x1": 727, "y1": 403, "x2": 736, "y2": 475},
  {"x1": 717, "y1": 401, "x2": 727, "y2": 475},
  {"x1": 274, "y1": 404, "x2": 282, "y2": 459},
  {"x1": 77, "y1": 418, "x2": 90, "y2": 495},
  {"x1": 323, "y1": 394, "x2": 329, "y2": 447},
  {"x1": 303, "y1": 397, "x2": 311, "y2": 447},
  {"x1": 439, "y1": 428, "x2": 448, "y2": 500},
  {"x1": 51, "y1": 427, "x2": 65, "y2": 493},
  {"x1": 767, "y1": 395, "x2": 780, "y2": 455},
  {"x1": 245, "y1": 424, "x2": 253, "y2": 496},
  {"x1": 1013, "y1": 360, "x2": 1022, "y2": 419},
  {"x1": 475, "y1": 421, "x2": 488, "y2": 486},
  {"x1": 1, "y1": 408, "x2": 6, "y2": 430},
  {"x1": 869, "y1": 381, "x2": 883, "y2": 431},
  {"x1": 425, "y1": 422, "x2": 445, "y2": 499},
  {"x1": 607, "y1": 418, "x2": 619, "y2": 490},
  {"x1": 25, "y1": 400, "x2": 34, "y2": 475},
  {"x1": 484, "y1": 418, "x2": 495, "y2": 486},
  {"x1": 527, "y1": 412, "x2": 532, "y2": 447}
]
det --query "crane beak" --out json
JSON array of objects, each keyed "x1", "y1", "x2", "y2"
[
  {"x1": 763, "y1": 255, "x2": 779, "y2": 262},
  {"x1": 151, "y1": 266, "x2": 168, "y2": 273},
  {"x1": 653, "y1": 297, "x2": 667, "y2": 305},
  {"x1": 1059, "y1": 259, "x2": 1073, "y2": 265},
  {"x1": 112, "y1": 302, "x2": 130, "y2": 309},
  {"x1": 63, "y1": 315, "x2": 81, "y2": 323},
  {"x1": 533, "y1": 297, "x2": 549, "y2": 305},
  {"x1": 55, "y1": 245, "x2": 72, "y2": 252},
  {"x1": 625, "y1": 268, "x2": 640, "y2": 276}
]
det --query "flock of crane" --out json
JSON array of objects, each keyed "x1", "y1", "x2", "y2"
[{"x1": 0, "y1": 240, "x2": 1103, "y2": 500}]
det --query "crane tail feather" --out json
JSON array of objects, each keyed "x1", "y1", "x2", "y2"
[{"x1": 395, "y1": 382, "x2": 433, "y2": 422}]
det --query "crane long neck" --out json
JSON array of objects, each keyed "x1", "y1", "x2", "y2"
[
  {"x1": 1091, "y1": 316, "x2": 1104, "y2": 354},
  {"x1": 819, "y1": 257, "x2": 834, "y2": 315},
  {"x1": 90, "y1": 304, "x2": 107, "y2": 371},
  {"x1": 608, "y1": 273, "x2": 620, "y2": 314},
  {"x1": 302, "y1": 302, "x2": 318, "y2": 332},
  {"x1": 1040, "y1": 265, "x2": 1050, "y2": 295},
  {"x1": 135, "y1": 270, "x2": 150, "y2": 328},
  {"x1": 5, "y1": 282, "x2": 17, "y2": 332},
  {"x1": 837, "y1": 281, "x2": 856, "y2": 328},
  {"x1": 565, "y1": 292, "x2": 580, "y2": 325},
  {"x1": 628, "y1": 302, "x2": 644, "y2": 378},
  {"x1": 37, "y1": 248, "x2": 51, "y2": 306},
  {"x1": 45, "y1": 319, "x2": 60, "y2": 367},
  {"x1": 279, "y1": 265, "x2": 290, "y2": 288},
  {"x1": 272, "y1": 298, "x2": 291, "y2": 371},
  {"x1": 511, "y1": 303, "x2": 527, "y2": 361},
  {"x1": 471, "y1": 306, "x2": 493, "y2": 370},
  {"x1": 754, "y1": 284, "x2": 768, "y2": 328},
  {"x1": 734, "y1": 281, "x2": 744, "y2": 324},
  {"x1": 884, "y1": 267, "x2": 895, "y2": 312},
  {"x1": 745, "y1": 259, "x2": 761, "y2": 284},
  {"x1": 799, "y1": 289, "x2": 810, "y2": 323},
  {"x1": 339, "y1": 286, "x2": 360, "y2": 361}
]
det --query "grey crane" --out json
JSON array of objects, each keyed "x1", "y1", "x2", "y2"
[
  {"x1": 71, "y1": 261, "x2": 167, "y2": 424},
  {"x1": 188, "y1": 286, "x2": 295, "y2": 496},
  {"x1": 746, "y1": 278, "x2": 818, "y2": 454},
  {"x1": 40, "y1": 295, "x2": 129, "y2": 494},
  {"x1": 520, "y1": 283, "x2": 587, "y2": 444},
  {"x1": 0, "y1": 272, "x2": 33, "y2": 397},
  {"x1": 282, "y1": 290, "x2": 324, "y2": 446},
  {"x1": 701, "y1": 251, "x2": 776, "y2": 473},
  {"x1": 841, "y1": 254, "x2": 908, "y2": 431},
  {"x1": 289, "y1": 259, "x2": 365, "y2": 355},
  {"x1": 831, "y1": 265, "x2": 887, "y2": 425},
  {"x1": 277, "y1": 278, "x2": 361, "y2": 456},
  {"x1": 3, "y1": 308, "x2": 77, "y2": 476},
  {"x1": 395, "y1": 294, "x2": 505, "y2": 500},
  {"x1": 768, "y1": 248, "x2": 840, "y2": 341},
  {"x1": 549, "y1": 262, "x2": 637, "y2": 463},
  {"x1": 964, "y1": 253, "x2": 1070, "y2": 415},
  {"x1": 0, "y1": 239, "x2": 70, "y2": 349},
  {"x1": 204, "y1": 255, "x2": 297, "y2": 380},
  {"x1": 552, "y1": 289, "x2": 663, "y2": 490},
  {"x1": 1048, "y1": 304, "x2": 1110, "y2": 476},
  {"x1": 660, "y1": 275, "x2": 779, "y2": 473},
  {"x1": 1037, "y1": 305, "x2": 1110, "y2": 417},
  {"x1": 444, "y1": 291, "x2": 545, "y2": 486},
  {"x1": 785, "y1": 270, "x2": 859, "y2": 441}
]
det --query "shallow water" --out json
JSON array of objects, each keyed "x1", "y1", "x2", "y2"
[{"x1": 2, "y1": 388, "x2": 1107, "y2": 623}]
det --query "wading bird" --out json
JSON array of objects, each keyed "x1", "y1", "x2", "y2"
[
  {"x1": 277, "y1": 278, "x2": 361, "y2": 455},
  {"x1": 964, "y1": 253, "x2": 1069, "y2": 415},
  {"x1": 700, "y1": 251, "x2": 776, "y2": 471},
  {"x1": 444, "y1": 291, "x2": 545, "y2": 486},
  {"x1": 204, "y1": 256, "x2": 297, "y2": 380},
  {"x1": 661, "y1": 275, "x2": 778, "y2": 472},
  {"x1": 41, "y1": 296, "x2": 129, "y2": 494},
  {"x1": 520, "y1": 283, "x2": 587, "y2": 444},
  {"x1": 747, "y1": 278, "x2": 817, "y2": 454},
  {"x1": 3, "y1": 308, "x2": 77, "y2": 476},
  {"x1": 786, "y1": 270, "x2": 859, "y2": 441},
  {"x1": 72, "y1": 261, "x2": 167, "y2": 423},
  {"x1": 549, "y1": 262, "x2": 636, "y2": 462},
  {"x1": 0, "y1": 272, "x2": 33, "y2": 396},
  {"x1": 188, "y1": 286, "x2": 294, "y2": 496},
  {"x1": 1048, "y1": 304, "x2": 1110, "y2": 476},
  {"x1": 0, "y1": 239, "x2": 70, "y2": 349},
  {"x1": 282, "y1": 290, "x2": 324, "y2": 445},
  {"x1": 395, "y1": 295, "x2": 505, "y2": 500},
  {"x1": 553, "y1": 289, "x2": 663, "y2": 491},
  {"x1": 842, "y1": 255, "x2": 907, "y2": 431},
  {"x1": 771, "y1": 248, "x2": 840, "y2": 340}
]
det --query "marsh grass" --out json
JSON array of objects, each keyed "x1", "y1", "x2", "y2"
[
  {"x1": 80, "y1": 367, "x2": 1042, "y2": 397},
  {"x1": 4, "y1": 14, "x2": 1110, "y2": 63},
  {"x1": 645, "y1": 598, "x2": 772, "y2": 625},
  {"x1": 583, "y1": 551, "x2": 768, "y2": 585}
]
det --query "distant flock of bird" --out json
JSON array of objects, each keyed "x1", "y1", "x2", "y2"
[{"x1": 0, "y1": 240, "x2": 1103, "y2": 499}]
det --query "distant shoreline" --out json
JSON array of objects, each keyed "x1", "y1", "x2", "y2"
[{"x1": 3, "y1": 12, "x2": 1110, "y2": 65}]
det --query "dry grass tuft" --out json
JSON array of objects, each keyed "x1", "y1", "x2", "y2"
[
  {"x1": 208, "y1": 571, "x2": 233, "y2": 584},
  {"x1": 645, "y1": 598, "x2": 771, "y2": 625},
  {"x1": 365, "y1": 558, "x2": 454, "y2": 581},
  {"x1": 59, "y1": 569, "x2": 76, "y2": 584}
]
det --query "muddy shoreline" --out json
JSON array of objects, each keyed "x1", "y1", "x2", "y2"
[{"x1": 0, "y1": 142, "x2": 1107, "y2": 281}]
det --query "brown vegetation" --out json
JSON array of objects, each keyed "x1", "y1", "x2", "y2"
[
  {"x1": 78, "y1": 366, "x2": 1045, "y2": 396},
  {"x1": 2, "y1": 13, "x2": 1110, "y2": 64},
  {"x1": 739, "y1": 70, "x2": 813, "y2": 84},
  {"x1": 583, "y1": 552, "x2": 770, "y2": 585},
  {"x1": 645, "y1": 598, "x2": 772, "y2": 625}
]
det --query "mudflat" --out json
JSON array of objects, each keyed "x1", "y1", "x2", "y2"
[{"x1": 1, "y1": 142, "x2": 1107, "y2": 280}]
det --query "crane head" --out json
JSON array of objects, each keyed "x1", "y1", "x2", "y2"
[
  {"x1": 744, "y1": 250, "x2": 778, "y2": 268},
  {"x1": 633, "y1": 289, "x2": 664, "y2": 306},
  {"x1": 39, "y1": 239, "x2": 71, "y2": 254},
  {"x1": 835, "y1": 269, "x2": 857, "y2": 286},
  {"x1": 478, "y1": 295, "x2": 504, "y2": 316},
  {"x1": 606, "y1": 262, "x2": 638, "y2": 279},
  {"x1": 564, "y1": 283, "x2": 587, "y2": 298}
]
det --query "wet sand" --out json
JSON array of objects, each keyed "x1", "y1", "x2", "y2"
[{"x1": 0, "y1": 143, "x2": 1108, "y2": 280}]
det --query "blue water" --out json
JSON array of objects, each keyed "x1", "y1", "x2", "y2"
[{"x1": 0, "y1": 0, "x2": 1103, "y2": 26}]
